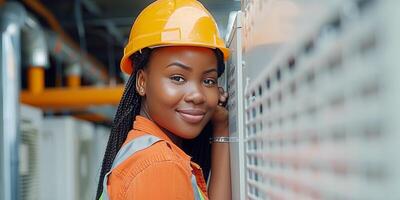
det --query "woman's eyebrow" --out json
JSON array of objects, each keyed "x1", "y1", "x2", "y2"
[
  {"x1": 204, "y1": 68, "x2": 218, "y2": 74},
  {"x1": 166, "y1": 62, "x2": 217, "y2": 74},
  {"x1": 166, "y1": 62, "x2": 192, "y2": 71}
]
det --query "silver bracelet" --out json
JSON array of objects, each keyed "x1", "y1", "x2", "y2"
[{"x1": 209, "y1": 136, "x2": 238, "y2": 143}]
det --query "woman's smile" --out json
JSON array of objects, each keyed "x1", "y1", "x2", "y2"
[{"x1": 176, "y1": 108, "x2": 206, "y2": 124}]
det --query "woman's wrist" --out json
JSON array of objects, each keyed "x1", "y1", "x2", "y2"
[{"x1": 212, "y1": 123, "x2": 229, "y2": 137}]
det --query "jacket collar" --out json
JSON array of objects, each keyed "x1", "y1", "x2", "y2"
[{"x1": 133, "y1": 115, "x2": 191, "y2": 161}]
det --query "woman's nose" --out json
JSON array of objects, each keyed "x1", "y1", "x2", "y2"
[{"x1": 184, "y1": 84, "x2": 206, "y2": 105}]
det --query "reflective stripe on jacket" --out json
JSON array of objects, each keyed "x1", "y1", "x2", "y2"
[{"x1": 100, "y1": 116, "x2": 208, "y2": 199}]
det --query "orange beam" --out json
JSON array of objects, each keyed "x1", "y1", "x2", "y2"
[{"x1": 21, "y1": 85, "x2": 124, "y2": 109}]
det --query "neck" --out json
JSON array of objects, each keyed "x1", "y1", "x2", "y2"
[{"x1": 139, "y1": 105, "x2": 183, "y2": 148}]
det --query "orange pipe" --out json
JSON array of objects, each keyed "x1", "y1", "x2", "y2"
[
  {"x1": 67, "y1": 75, "x2": 81, "y2": 88},
  {"x1": 20, "y1": 85, "x2": 124, "y2": 109},
  {"x1": 28, "y1": 67, "x2": 45, "y2": 94}
]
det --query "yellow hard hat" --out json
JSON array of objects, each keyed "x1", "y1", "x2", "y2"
[{"x1": 120, "y1": 0, "x2": 230, "y2": 74}]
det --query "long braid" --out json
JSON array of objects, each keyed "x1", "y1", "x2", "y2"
[{"x1": 95, "y1": 48, "x2": 152, "y2": 199}]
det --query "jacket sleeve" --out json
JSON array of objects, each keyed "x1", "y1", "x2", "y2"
[{"x1": 123, "y1": 160, "x2": 194, "y2": 200}]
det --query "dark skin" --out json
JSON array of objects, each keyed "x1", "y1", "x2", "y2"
[{"x1": 136, "y1": 46, "x2": 231, "y2": 199}]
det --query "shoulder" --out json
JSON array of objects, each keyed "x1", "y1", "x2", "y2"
[
  {"x1": 123, "y1": 160, "x2": 195, "y2": 199},
  {"x1": 109, "y1": 140, "x2": 194, "y2": 199},
  {"x1": 112, "y1": 139, "x2": 191, "y2": 179}
]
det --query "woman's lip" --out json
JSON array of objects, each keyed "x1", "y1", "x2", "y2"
[
  {"x1": 176, "y1": 109, "x2": 206, "y2": 115},
  {"x1": 177, "y1": 111, "x2": 205, "y2": 124}
]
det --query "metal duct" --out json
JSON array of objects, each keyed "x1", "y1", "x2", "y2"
[
  {"x1": 21, "y1": 13, "x2": 49, "y2": 68},
  {"x1": 0, "y1": 3, "x2": 26, "y2": 200},
  {"x1": 46, "y1": 30, "x2": 108, "y2": 84}
]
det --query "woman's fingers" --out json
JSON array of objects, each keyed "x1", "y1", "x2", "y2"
[{"x1": 218, "y1": 87, "x2": 229, "y2": 107}]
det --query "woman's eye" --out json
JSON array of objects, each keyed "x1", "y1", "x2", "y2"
[
  {"x1": 170, "y1": 75, "x2": 185, "y2": 83},
  {"x1": 203, "y1": 78, "x2": 217, "y2": 86}
]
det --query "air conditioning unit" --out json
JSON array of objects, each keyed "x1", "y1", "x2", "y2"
[
  {"x1": 19, "y1": 104, "x2": 43, "y2": 200},
  {"x1": 76, "y1": 120, "x2": 96, "y2": 200},
  {"x1": 39, "y1": 116, "x2": 96, "y2": 200},
  {"x1": 236, "y1": 0, "x2": 400, "y2": 199},
  {"x1": 87, "y1": 125, "x2": 110, "y2": 199}
]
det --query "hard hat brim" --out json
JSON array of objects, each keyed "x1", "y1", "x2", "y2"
[{"x1": 120, "y1": 43, "x2": 230, "y2": 75}]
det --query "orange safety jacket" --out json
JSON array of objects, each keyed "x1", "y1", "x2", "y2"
[{"x1": 100, "y1": 116, "x2": 209, "y2": 199}]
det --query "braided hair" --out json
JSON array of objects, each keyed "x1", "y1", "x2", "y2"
[{"x1": 95, "y1": 47, "x2": 225, "y2": 199}]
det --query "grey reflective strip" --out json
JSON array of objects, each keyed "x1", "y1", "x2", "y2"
[
  {"x1": 191, "y1": 174, "x2": 203, "y2": 200},
  {"x1": 101, "y1": 134, "x2": 162, "y2": 200},
  {"x1": 101, "y1": 171, "x2": 111, "y2": 200},
  {"x1": 112, "y1": 135, "x2": 161, "y2": 169}
]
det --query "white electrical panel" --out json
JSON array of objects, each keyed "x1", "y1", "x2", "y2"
[
  {"x1": 19, "y1": 104, "x2": 43, "y2": 200},
  {"x1": 89, "y1": 125, "x2": 110, "y2": 200},
  {"x1": 39, "y1": 117, "x2": 96, "y2": 200},
  {"x1": 76, "y1": 120, "x2": 95, "y2": 200},
  {"x1": 232, "y1": 0, "x2": 400, "y2": 199},
  {"x1": 226, "y1": 11, "x2": 246, "y2": 200}
]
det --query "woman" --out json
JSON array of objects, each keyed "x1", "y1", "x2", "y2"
[{"x1": 96, "y1": 0, "x2": 231, "y2": 199}]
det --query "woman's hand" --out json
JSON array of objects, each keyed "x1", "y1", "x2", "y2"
[
  {"x1": 209, "y1": 87, "x2": 232, "y2": 200},
  {"x1": 211, "y1": 87, "x2": 229, "y2": 137}
]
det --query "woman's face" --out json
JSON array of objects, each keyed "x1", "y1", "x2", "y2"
[{"x1": 137, "y1": 46, "x2": 220, "y2": 139}]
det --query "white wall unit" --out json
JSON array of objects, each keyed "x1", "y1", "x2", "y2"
[
  {"x1": 89, "y1": 125, "x2": 110, "y2": 200},
  {"x1": 39, "y1": 117, "x2": 97, "y2": 200},
  {"x1": 76, "y1": 120, "x2": 95, "y2": 200},
  {"x1": 226, "y1": 0, "x2": 400, "y2": 199},
  {"x1": 19, "y1": 104, "x2": 43, "y2": 200},
  {"x1": 226, "y1": 11, "x2": 246, "y2": 200},
  {"x1": 40, "y1": 117, "x2": 78, "y2": 200}
]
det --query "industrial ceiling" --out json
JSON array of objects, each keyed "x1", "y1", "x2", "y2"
[{"x1": 32, "y1": 0, "x2": 240, "y2": 83}]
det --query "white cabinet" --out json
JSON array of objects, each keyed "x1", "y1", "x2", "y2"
[
  {"x1": 19, "y1": 104, "x2": 43, "y2": 200},
  {"x1": 39, "y1": 117, "x2": 97, "y2": 200},
  {"x1": 239, "y1": 0, "x2": 400, "y2": 199}
]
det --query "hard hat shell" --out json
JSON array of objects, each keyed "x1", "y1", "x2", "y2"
[{"x1": 120, "y1": 0, "x2": 230, "y2": 74}]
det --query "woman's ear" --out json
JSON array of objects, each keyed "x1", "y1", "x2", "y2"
[{"x1": 136, "y1": 69, "x2": 146, "y2": 96}]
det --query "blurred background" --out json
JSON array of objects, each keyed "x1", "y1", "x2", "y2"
[{"x1": 1, "y1": 0, "x2": 399, "y2": 199}]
